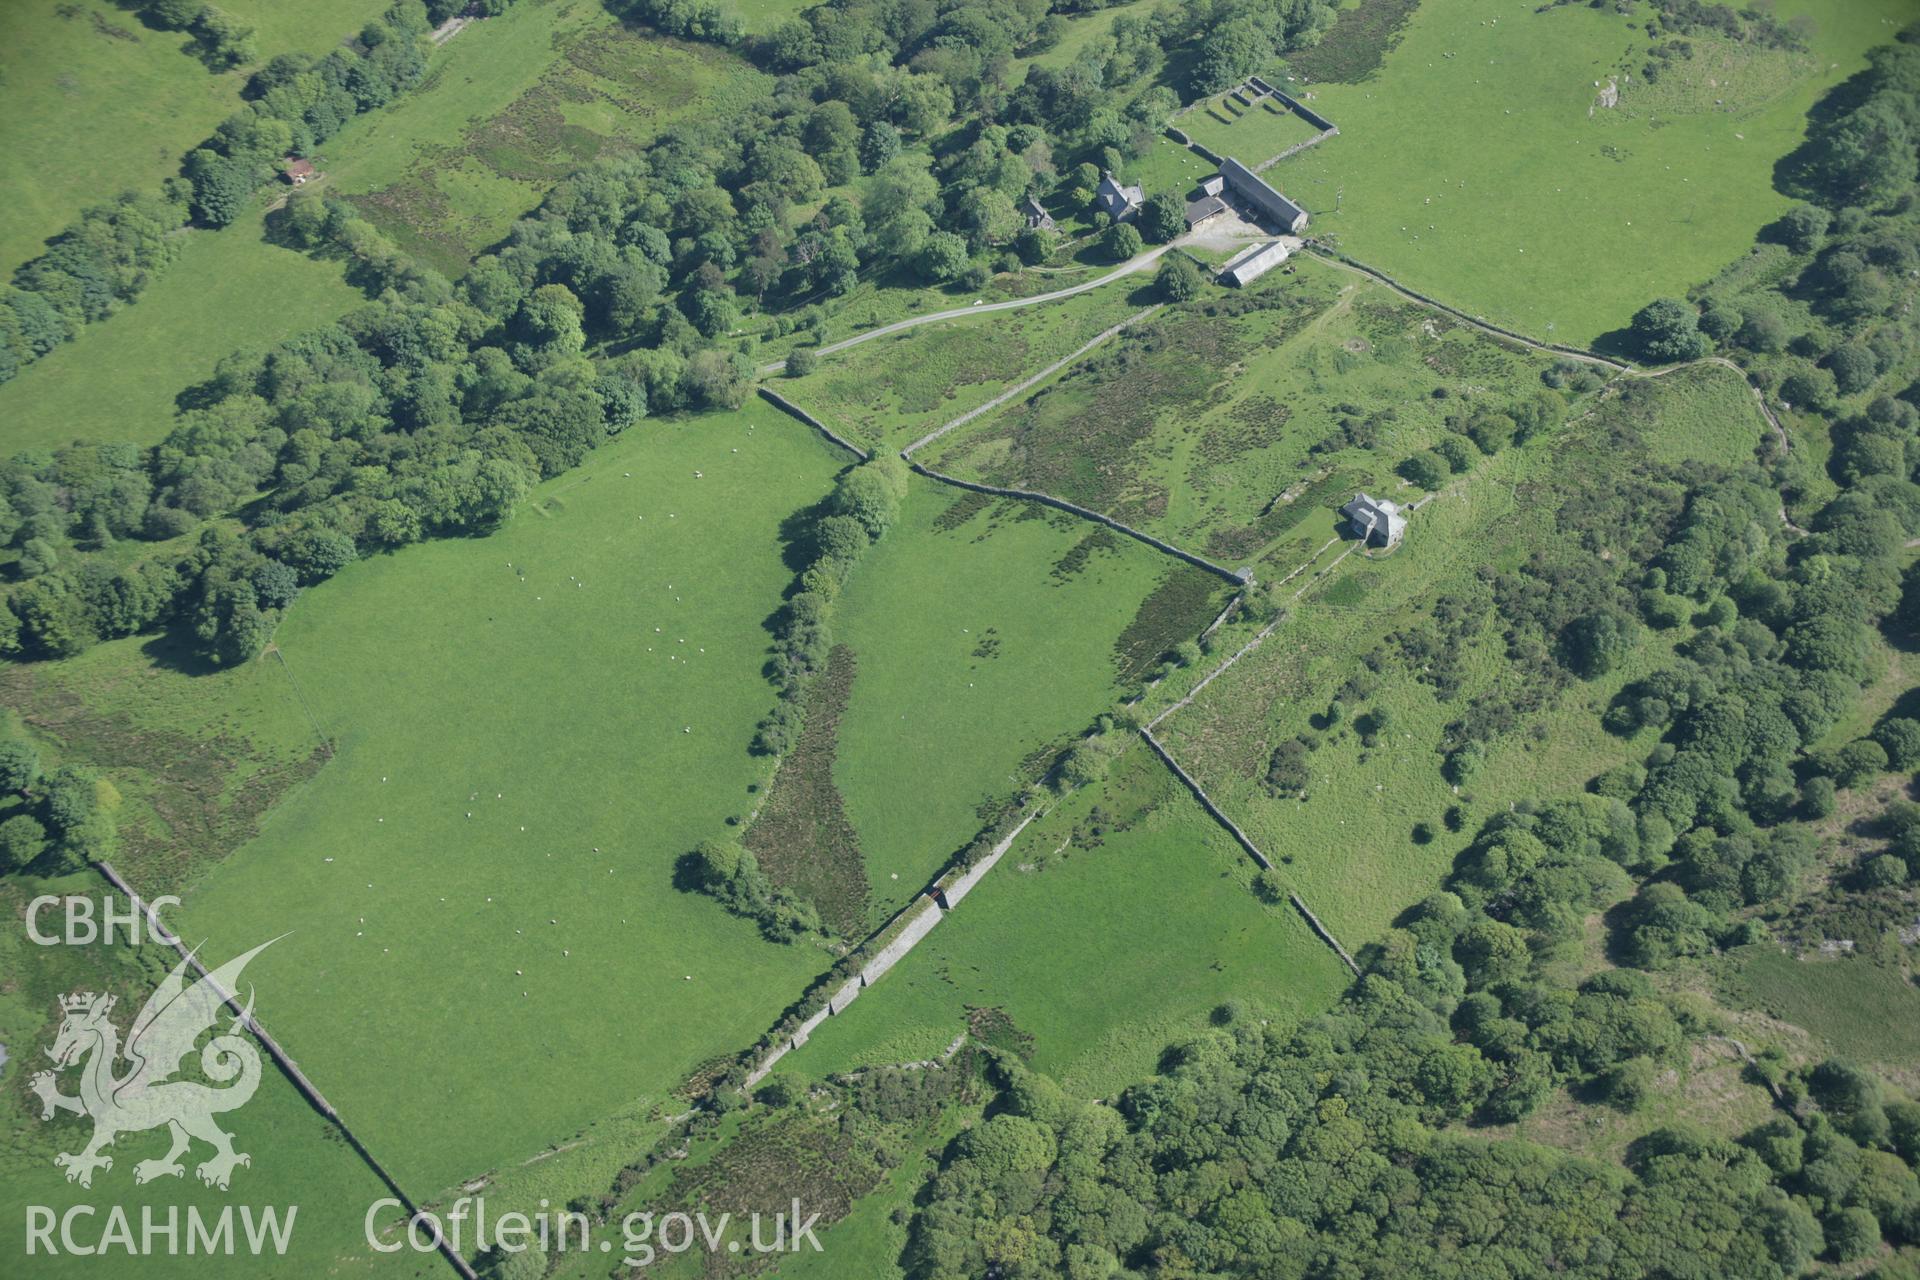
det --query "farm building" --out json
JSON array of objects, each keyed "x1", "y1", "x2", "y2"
[
  {"x1": 1096, "y1": 171, "x2": 1143, "y2": 221},
  {"x1": 1342, "y1": 493, "x2": 1405, "y2": 546},
  {"x1": 1022, "y1": 196, "x2": 1055, "y2": 231},
  {"x1": 283, "y1": 158, "x2": 316, "y2": 186},
  {"x1": 1218, "y1": 157, "x2": 1309, "y2": 233},
  {"x1": 1185, "y1": 194, "x2": 1228, "y2": 228},
  {"x1": 1199, "y1": 174, "x2": 1226, "y2": 197},
  {"x1": 1218, "y1": 240, "x2": 1290, "y2": 286}
]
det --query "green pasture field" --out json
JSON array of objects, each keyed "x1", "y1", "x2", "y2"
[
  {"x1": 156, "y1": 406, "x2": 846, "y2": 1198},
  {"x1": 0, "y1": 618, "x2": 325, "y2": 896},
  {"x1": 723, "y1": 0, "x2": 815, "y2": 33},
  {"x1": 1149, "y1": 370, "x2": 1772, "y2": 944},
  {"x1": 1178, "y1": 93, "x2": 1323, "y2": 168},
  {"x1": 1125, "y1": 136, "x2": 1220, "y2": 206},
  {"x1": 1270, "y1": 0, "x2": 1913, "y2": 347},
  {"x1": 1719, "y1": 945, "x2": 1920, "y2": 1073},
  {"x1": 1023, "y1": 1, "x2": 1146, "y2": 72},
  {"x1": 0, "y1": 0, "x2": 388, "y2": 274},
  {"x1": 0, "y1": 205, "x2": 364, "y2": 455},
  {"x1": 779, "y1": 746, "x2": 1352, "y2": 1096},
  {"x1": 830, "y1": 479, "x2": 1230, "y2": 925},
  {"x1": 325, "y1": 1, "x2": 768, "y2": 275},
  {"x1": 0, "y1": 872, "x2": 417, "y2": 1279},
  {"x1": 777, "y1": 276, "x2": 1154, "y2": 453},
  {"x1": 926, "y1": 261, "x2": 1553, "y2": 568},
  {"x1": 0, "y1": 2, "x2": 763, "y2": 454}
]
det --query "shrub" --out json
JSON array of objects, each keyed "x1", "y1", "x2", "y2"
[
  {"x1": 1103, "y1": 221, "x2": 1143, "y2": 262},
  {"x1": 1628, "y1": 298, "x2": 1709, "y2": 363},
  {"x1": 1155, "y1": 254, "x2": 1204, "y2": 302},
  {"x1": 785, "y1": 346, "x2": 819, "y2": 377}
]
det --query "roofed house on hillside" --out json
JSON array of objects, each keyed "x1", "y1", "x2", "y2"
[
  {"x1": 1218, "y1": 240, "x2": 1289, "y2": 286},
  {"x1": 1218, "y1": 157, "x2": 1308, "y2": 233},
  {"x1": 1342, "y1": 492, "x2": 1405, "y2": 547},
  {"x1": 1022, "y1": 195, "x2": 1054, "y2": 231},
  {"x1": 1095, "y1": 171, "x2": 1143, "y2": 221},
  {"x1": 284, "y1": 158, "x2": 316, "y2": 186}
]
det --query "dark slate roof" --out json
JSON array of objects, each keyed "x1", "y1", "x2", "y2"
[
  {"x1": 1219, "y1": 157, "x2": 1308, "y2": 229},
  {"x1": 1185, "y1": 195, "x2": 1228, "y2": 225}
]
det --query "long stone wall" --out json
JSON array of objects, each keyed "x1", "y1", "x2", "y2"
[
  {"x1": 900, "y1": 306, "x2": 1161, "y2": 458},
  {"x1": 935, "y1": 807, "x2": 1042, "y2": 909},
  {"x1": 756, "y1": 386, "x2": 871, "y2": 460},
  {"x1": 1304, "y1": 247, "x2": 1633, "y2": 371},
  {"x1": 907, "y1": 462, "x2": 1249, "y2": 585},
  {"x1": 93, "y1": 861, "x2": 481, "y2": 1280},
  {"x1": 859, "y1": 898, "x2": 943, "y2": 987}
]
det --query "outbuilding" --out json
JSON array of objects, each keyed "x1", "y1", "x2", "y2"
[
  {"x1": 1022, "y1": 195, "x2": 1054, "y2": 231},
  {"x1": 1218, "y1": 240, "x2": 1289, "y2": 286},
  {"x1": 284, "y1": 158, "x2": 316, "y2": 186}
]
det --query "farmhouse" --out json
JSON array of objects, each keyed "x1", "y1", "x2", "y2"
[
  {"x1": 283, "y1": 158, "x2": 316, "y2": 186},
  {"x1": 1022, "y1": 196, "x2": 1054, "y2": 231},
  {"x1": 1218, "y1": 157, "x2": 1309, "y2": 233},
  {"x1": 1095, "y1": 171, "x2": 1143, "y2": 222},
  {"x1": 1342, "y1": 492, "x2": 1405, "y2": 547},
  {"x1": 1218, "y1": 240, "x2": 1289, "y2": 286}
]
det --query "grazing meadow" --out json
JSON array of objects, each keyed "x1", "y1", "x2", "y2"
[
  {"x1": 0, "y1": 871, "x2": 419, "y2": 1280},
  {"x1": 778, "y1": 744, "x2": 1353, "y2": 1095},
  {"x1": 159, "y1": 406, "x2": 849, "y2": 1198},
  {"x1": 0, "y1": 0, "x2": 390, "y2": 273},
  {"x1": 828, "y1": 479, "x2": 1230, "y2": 925},
  {"x1": 0, "y1": 0, "x2": 764, "y2": 453},
  {"x1": 1150, "y1": 364, "x2": 1774, "y2": 942},
  {"x1": 1269, "y1": 0, "x2": 1915, "y2": 346}
]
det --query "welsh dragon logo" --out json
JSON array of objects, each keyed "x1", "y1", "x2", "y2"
[{"x1": 30, "y1": 938, "x2": 278, "y2": 1191}]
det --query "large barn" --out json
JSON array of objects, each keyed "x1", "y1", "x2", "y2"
[
  {"x1": 1218, "y1": 157, "x2": 1309, "y2": 233},
  {"x1": 1219, "y1": 241, "x2": 1290, "y2": 286}
]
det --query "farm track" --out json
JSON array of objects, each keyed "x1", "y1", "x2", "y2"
[{"x1": 755, "y1": 244, "x2": 1176, "y2": 376}]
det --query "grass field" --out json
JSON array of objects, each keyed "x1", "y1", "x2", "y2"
[
  {"x1": 1150, "y1": 366, "x2": 1773, "y2": 944},
  {"x1": 830, "y1": 481, "x2": 1230, "y2": 924},
  {"x1": 1720, "y1": 944, "x2": 1920, "y2": 1072},
  {"x1": 0, "y1": 621, "x2": 326, "y2": 896},
  {"x1": 926, "y1": 261, "x2": 1553, "y2": 567},
  {"x1": 776, "y1": 276, "x2": 1154, "y2": 454},
  {"x1": 1179, "y1": 93, "x2": 1323, "y2": 167},
  {"x1": 152, "y1": 406, "x2": 847, "y2": 1198},
  {"x1": 779, "y1": 746, "x2": 1353, "y2": 1095},
  {"x1": 0, "y1": 1, "x2": 766, "y2": 455},
  {"x1": 1270, "y1": 0, "x2": 1914, "y2": 347},
  {"x1": 326, "y1": 1, "x2": 768, "y2": 275},
  {"x1": 0, "y1": 205, "x2": 365, "y2": 454},
  {"x1": 0, "y1": 0, "x2": 389, "y2": 274},
  {"x1": 0, "y1": 872, "x2": 420, "y2": 1279}
]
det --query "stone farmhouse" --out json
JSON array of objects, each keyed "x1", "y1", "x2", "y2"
[
  {"x1": 1022, "y1": 195, "x2": 1055, "y2": 231},
  {"x1": 1096, "y1": 171, "x2": 1143, "y2": 221},
  {"x1": 1342, "y1": 492, "x2": 1405, "y2": 546}
]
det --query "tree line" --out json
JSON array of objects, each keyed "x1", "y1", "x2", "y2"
[{"x1": 0, "y1": 0, "x2": 488, "y2": 384}]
